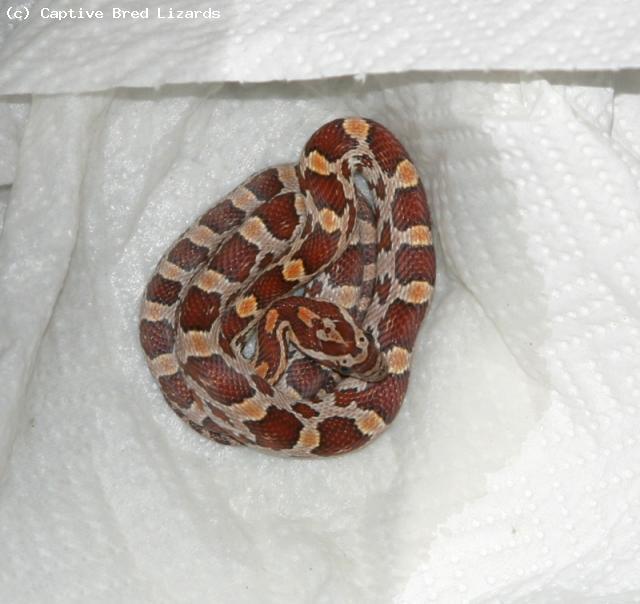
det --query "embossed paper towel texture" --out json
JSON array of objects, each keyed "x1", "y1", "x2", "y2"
[
  {"x1": 1, "y1": 0, "x2": 640, "y2": 93},
  {"x1": 1, "y1": 76, "x2": 639, "y2": 603},
  {"x1": 1, "y1": 1, "x2": 640, "y2": 604}
]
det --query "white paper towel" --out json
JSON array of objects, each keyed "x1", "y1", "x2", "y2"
[
  {"x1": 1, "y1": 0, "x2": 640, "y2": 94},
  {"x1": 1, "y1": 2, "x2": 640, "y2": 603}
]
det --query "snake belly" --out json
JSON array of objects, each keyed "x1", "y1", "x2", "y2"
[{"x1": 139, "y1": 117, "x2": 436, "y2": 457}]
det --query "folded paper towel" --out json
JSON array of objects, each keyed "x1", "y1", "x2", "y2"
[
  {"x1": 1, "y1": 2, "x2": 640, "y2": 603},
  {"x1": 1, "y1": 0, "x2": 640, "y2": 94}
]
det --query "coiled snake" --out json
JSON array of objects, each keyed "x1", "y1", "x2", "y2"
[{"x1": 139, "y1": 118, "x2": 435, "y2": 457}]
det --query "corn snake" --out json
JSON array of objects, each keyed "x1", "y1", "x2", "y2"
[{"x1": 139, "y1": 117, "x2": 435, "y2": 457}]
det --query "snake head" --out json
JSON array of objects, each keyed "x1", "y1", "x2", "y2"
[
  {"x1": 257, "y1": 298, "x2": 388, "y2": 384},
  {"x1": 291, "y1": 301, "x2": 388, "y2": 382}
]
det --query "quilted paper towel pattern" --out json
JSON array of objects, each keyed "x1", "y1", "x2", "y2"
[
  {"x1": 1, "y1": 0, "x2": 640, "y2": 602},
  {"x1": 1, "y1": 0, "x2": 640, "y2": 93}
]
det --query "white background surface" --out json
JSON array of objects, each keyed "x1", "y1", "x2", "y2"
[
  {"x1": 1, "y1": 1, "x2": 640, "y2": 603},
  {"x1": 1, "y1": 0, "x2": 640, "y2": 93}
]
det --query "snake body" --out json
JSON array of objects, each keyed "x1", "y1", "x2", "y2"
[{"x1": 139, "y1": 118, "x2": 435, "y2": 457}]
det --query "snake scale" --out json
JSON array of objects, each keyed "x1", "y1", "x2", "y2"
[{"x1": 139, "y1": 117, "x2": 435, "y2": 457}]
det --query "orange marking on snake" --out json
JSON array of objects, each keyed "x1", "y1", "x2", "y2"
[
  {"x1": 405, "y1": 281, "x2": 432, "y2": 304},
  {"x1": 196, "y1": 270, "x2": 224, "y2": 292},
  {"x1": 264, "y1": 309, "x2": 279, "y2": 334},
  {"x1": 240, "y1": 216, "x2": 267, "y2": 243},
  {"x1": 235, "y1": 399, "x2": 266, "y2": 421},
  {"x1": 387, "y1": 346, "x2": 410, "y2": 374},
  {"x1": 297, "y1": 306, "x2": 319, "y2": 327},
  {"x1": 396, "y1": 159, "x2": 419, "y2": 188},
  {"x1": 151, "y1": 354, "x2": 179, "y2": 376},
  {"x1": 343, "y1": 118, "x2": 370, "y2": 140},
  {"x1": 140, "y1": 118, "x2": 435, "y2": 457},
  {"x1": 235, "y1": 295, "x2": 258, "y2": 318},
  {"x1": 307, "y1": 150, "x2": 331, "y2": 175},
  {"x1": 319, "y1": 208, "x2": 340, "y2": 233},
  {"x1": 142, "y1": 300, "x2": 168, "y2": 322},
  {"x1": 159, "y1": 261, "x2": 185, "y2": 282},
  {"x1": 282, "y1": 259, "x2": 306, "y2": 281},
  {"x1": 297, "y1": 427, "x2": 321, "y2": 449},
  {"x1": 408, "y1": 224, "x2": 432, "y2": 246},
  {"x1": 184, "y1": 331, "x2": 210, "y2": 357},
  {"x1": 356, "y1": 410, "x2": 385, "y2": 435},
  {"x1": 336, "y1": 285, "x2": 358, "y2": 308}
]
